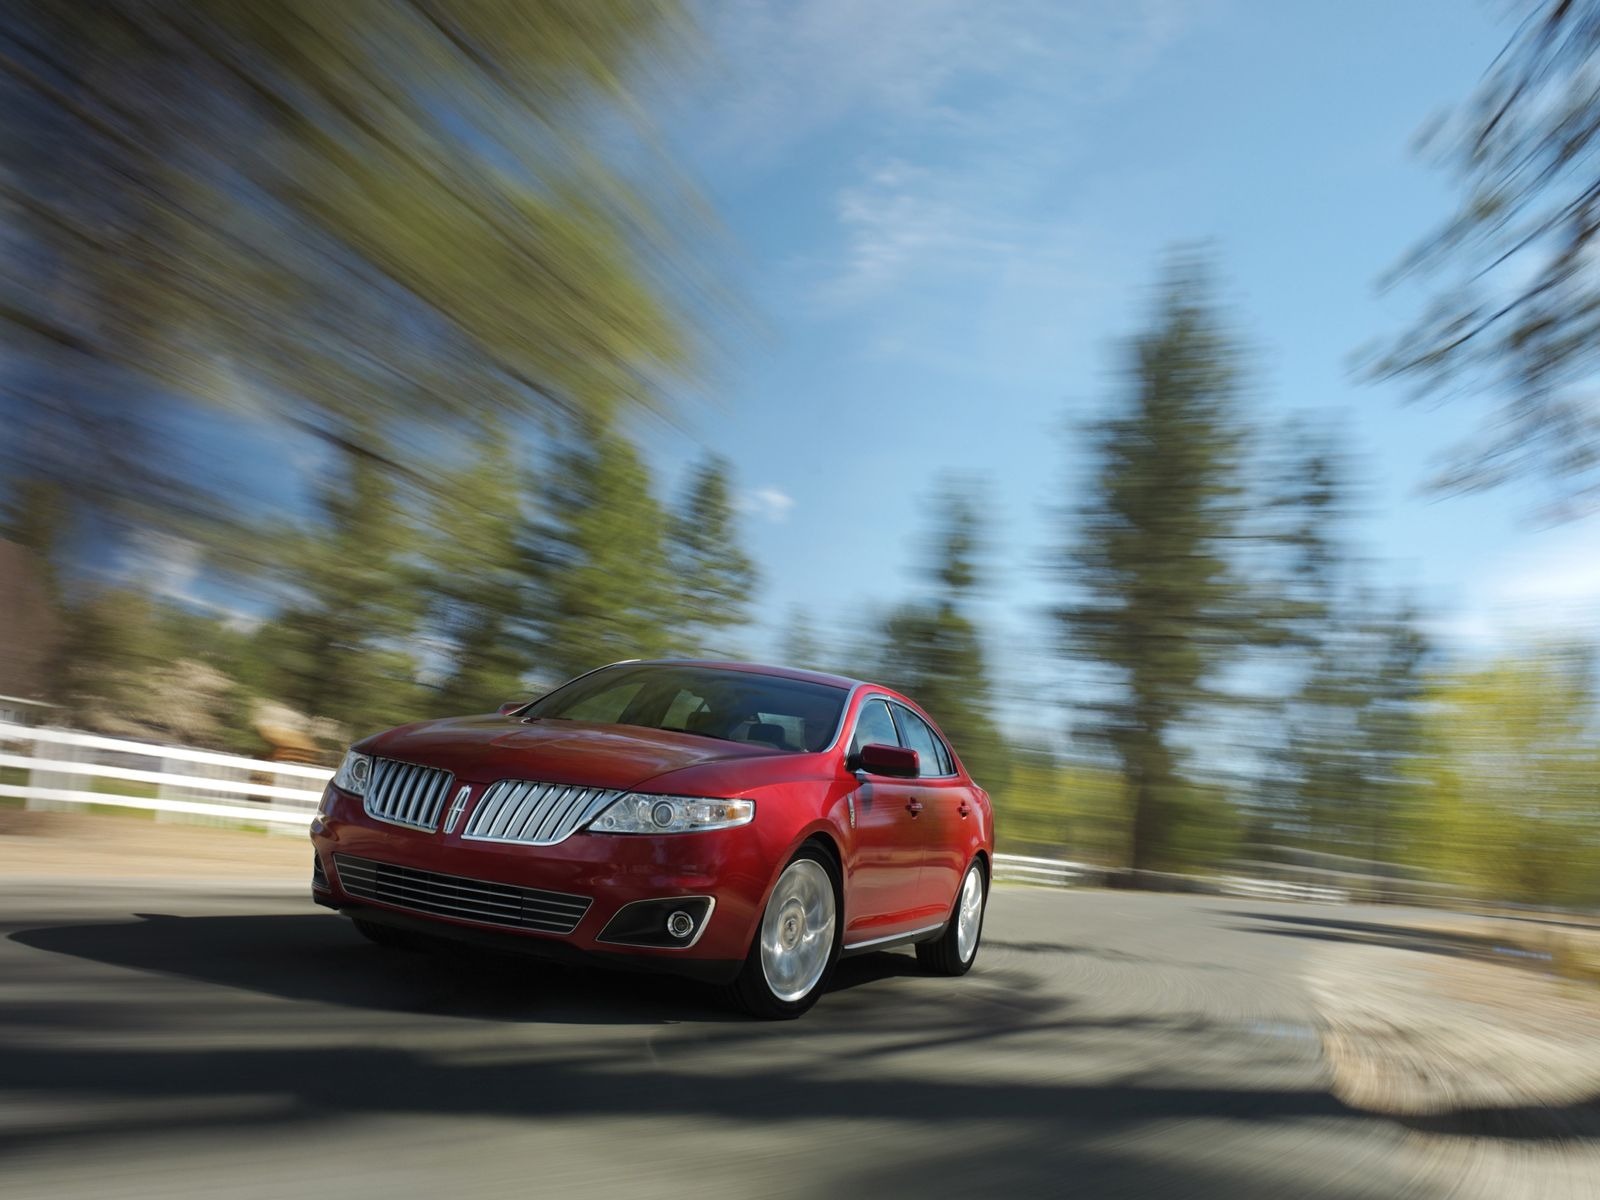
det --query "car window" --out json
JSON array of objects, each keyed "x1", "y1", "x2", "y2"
[
  {"x1": 560, "y1": 680, "x2": 647, "y2": 724},
  {"x1": 525, "y1": 664, "x2": 849, "y2": 753},
  {"x1": 894, "y1": 705, "x2": 949, "y2": 777},
  {"x1": 850, "y1": 698, "x2": 900, "y2": 756}
]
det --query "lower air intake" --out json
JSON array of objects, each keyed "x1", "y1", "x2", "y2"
[{"x1": 332, "y1": 854, "x2": 590, "y2": 935}]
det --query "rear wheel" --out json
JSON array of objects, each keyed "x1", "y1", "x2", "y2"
[
  {"x1": 727, "y1": 848, "x2": 840, "y2": 1019},
  {"x1": 916, "y1": 860, "x2": 986, "y2": 976}
]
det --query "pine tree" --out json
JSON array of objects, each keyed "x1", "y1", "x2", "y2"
[
  {"x1": 668, "y1": 456, "x2": 757, "y2": 656},
  {"x1": 423, "y1": 428, "x2": 534, "y2": 713},
  {"x1": 257, "y1": 443, "x2": 426, "y2": 735},
  {"x1": 1057, "y1": 256, "x2": 1255, "y2": 874},
  {"x1": 535, "y1": 423, "x2": 676, "y2": 680},
  {"x1": 875, "y1": 482, "x2": 1007, "y2": 789}
]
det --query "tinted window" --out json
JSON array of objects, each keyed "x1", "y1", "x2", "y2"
[
  {"x1": 895, "y1": 705, "x2": 949, "y2": 777},
  {"x1": 850, "y1": 698, "x2": 900, "y2": 756},
  {"x1": 525, "y1": 665, "x2": 848, "y2": 753}
]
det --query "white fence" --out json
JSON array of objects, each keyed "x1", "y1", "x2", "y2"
[
  {"x1": 0, "y1": 721, "x2": 331, "y2": 828},
  {"x1": 992, "y1": 853, "x2": 1101, "y2": 887}
]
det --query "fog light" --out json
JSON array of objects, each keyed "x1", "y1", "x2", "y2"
[{"x1": 666, "y1": 910, "x2": 695, "y2": 939}]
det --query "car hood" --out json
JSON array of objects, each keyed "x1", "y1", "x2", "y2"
[{"x1": 356, "y1": 715, "x2": 784, "y2": 791}]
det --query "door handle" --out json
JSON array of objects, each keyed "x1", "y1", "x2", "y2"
[
  {"x1": 957, "y1": 802, "x2": 971, "y2": 819},
  {"x1": 905, "y1": 799, "x2": 924, "y2": 816}
]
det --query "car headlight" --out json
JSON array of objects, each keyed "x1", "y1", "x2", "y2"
[
  {"x1": 587, "y1": 794, "x2": 754, "y2": 835},
  {"x1": 333, "y1": 750, "x2": 372, "y2": 796}
]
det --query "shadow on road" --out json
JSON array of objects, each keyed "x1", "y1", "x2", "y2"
[
  {"x1": 1222, "y1": 911, "x2": 1510, "y2": 961},
  {"x1": 7, "y1": 906, "x2": 1581, "y2": 1196},
  {"x1": 8, "y1": 911, "x2": 939, "y2": 1025}
]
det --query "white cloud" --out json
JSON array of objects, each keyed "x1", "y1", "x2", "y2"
[
  {"x1": 739, "y1": 486, "x2": 796, "y2": 522},
  {"x1": 698, "y1": 0, "x2": 1203, "y2": 164},
  {"x1": 1436, "y1": 521, "x2": 1600, "y2": 654}
]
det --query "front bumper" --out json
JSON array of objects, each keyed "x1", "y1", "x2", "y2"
[{"x1": 309, "y1": 784, "x2": 769, "y2": 984}]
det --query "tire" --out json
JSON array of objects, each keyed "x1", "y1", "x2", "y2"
[
  {"x1": 352, "y1": 917, "x2": 427, "y2": 952},
  {"x1": 916, "y1": 859, "x2": 986, "y2": 976},
  {"x1": 727, "y1": 846, "x2": 841, "y2": 1019}
]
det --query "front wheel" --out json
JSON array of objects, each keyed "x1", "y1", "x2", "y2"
[
  {"x1": 727, "y1": 848, "x2": 840, "y2": 1019},
  {"x1": 916, "y1": 860, "x2": 986, "y2": 976}
]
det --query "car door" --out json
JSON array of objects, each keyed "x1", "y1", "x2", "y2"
[
  {"x1": 841, "y1": 696, "x2": 930, "y2": 944},
  {"x1": 892, "y1": 703, "x2": 970, "y2": 919}
]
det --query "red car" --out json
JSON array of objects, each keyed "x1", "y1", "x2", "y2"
[{"x1": 309, "y1": 659, "x2": 994, "y2": 1017}]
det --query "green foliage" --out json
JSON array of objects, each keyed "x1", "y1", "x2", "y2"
[
  {"x1": 668, "y1": 456, "x2": 757, "y2": 656},
  {"x1": 251, "y1": 446, "x2": 427, "y2": 736},
  {"x1": 422, "y1": 428, "x2": 535, "y2": 714},
  {"x1": 990, "y1": 747, "x2": 1127, "y2": 862},
  {"x1": 534, "y1": 423, "x2": 678, "y2": 680},
  {"x1": 0, "y1": 0, "x2": 706, "y2": 560},
  {"x1": 1057, "y1": 255, "x2": 1255, "y2": 872},
  {"x1": 55, "y1": 588, "x2": 258, "y2": 753},
  {"x1": 874, "y1": 482, "x2": 1007, "y2": 791},
  {"x1": 1409, "y1": 651, "x2": 1600, "y2": 908}
]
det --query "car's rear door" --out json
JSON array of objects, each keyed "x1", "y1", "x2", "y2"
[
  {"x1": 841, "y1": 696, "x2": 930, "y2": 945},
  {"x1": 892, "y1": 703, "x2": 970, "y2": 918}
]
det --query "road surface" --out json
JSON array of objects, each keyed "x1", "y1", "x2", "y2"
[{"x1": 0, "y1": 879, "x2": 1586, "y2": 1198}]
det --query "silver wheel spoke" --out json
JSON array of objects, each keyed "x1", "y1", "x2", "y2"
[
  {"x1": 956, "y1": 866, "x2": 984, "y2": 962},
  {"x1": 760, "y1": 859, "x2": 835, "y2": 1003}
]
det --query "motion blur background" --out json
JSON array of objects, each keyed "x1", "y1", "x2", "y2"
[{"x1": 3, "y1": 0, "x2": 1600, "y2": 913}]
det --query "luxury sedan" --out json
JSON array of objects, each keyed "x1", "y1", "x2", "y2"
[{"x1": 309, "y1": 659, "x2": 994, "y2": 1017}]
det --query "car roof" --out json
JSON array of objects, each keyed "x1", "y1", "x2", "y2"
[{"x1": 617, "y1": 658, "x2": 869, "y2": 692}]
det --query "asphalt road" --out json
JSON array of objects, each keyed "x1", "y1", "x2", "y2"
[{"x1": 0, "y1": 880, "x2": 1520, "y2": 1198}]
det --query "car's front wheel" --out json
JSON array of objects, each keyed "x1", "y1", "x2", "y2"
[
  {"x1": 728, "y1": 847, "x2": 840, "y2": 1019},
  {"x1": 916, "y1": 860, "x2": 986, "y2": 976}
]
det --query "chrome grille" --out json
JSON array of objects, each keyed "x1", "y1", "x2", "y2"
[
  {"x1": 363, "y1": 758, "x2": 454, "y2": 831},
  {"x1": 462, "y1": 780, "x2": 622, "y2": 845},
  {"x1": 333, "y1": 854, "x2": 591, "y2": 934}
]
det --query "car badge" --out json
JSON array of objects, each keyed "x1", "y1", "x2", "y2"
[{"x1": 442, "y1": 785, "x2": 473, "y2": 834}]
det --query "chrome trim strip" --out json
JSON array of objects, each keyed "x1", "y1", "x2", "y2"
[
  {"x1": 843, "y1": 921, "x2": 944, "y2": 951},
  {"x1": 594, "y1": 895, "x2": 718, "y2": 950},
  {"x1": 332, "y1": 854, "x2": 592, "y2": 935}
]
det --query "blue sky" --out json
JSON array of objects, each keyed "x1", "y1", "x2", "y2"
[{"x1": 622, "y1": 0, "x2": 1600, "y2": 699}]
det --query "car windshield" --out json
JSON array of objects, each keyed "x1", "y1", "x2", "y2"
[{"x1": 522, "y1": 665, "x2": 849, "y2": 753}]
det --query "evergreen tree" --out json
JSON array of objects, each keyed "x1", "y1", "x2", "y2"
[
  {"x1": 875, "y1": 482, "x2": 1006, "y2": 789},
  {"x1": 1057, "y1": 256, "x2": 1255, "y2": 873},
  {"x1": 423, "y1": 429, "x2": 534, "y2": 713},
  {"x1": 668, "y1": 456, "x2": 757, "y2": 656},
  {"x1": 256, "y1": 444, "x2": 426, "y2": 735},
  {"x1": 781, "y1": 607, "x2": 829, "y2": 672},
  {"x1": 536, "y1": 423, "x2": 676, "y2": 680}
]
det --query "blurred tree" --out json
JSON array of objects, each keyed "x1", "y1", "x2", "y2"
[
  {"x1": 781, "y1": 607, "x2": 829, "y2": 673},
  {"x1": 874, "y1": 481, "x2": 1007, "y2": 790},
  {"x1": 668, "y1": 456, "x2": 757, "y2": 656},
  {"x1": 1411, "y1": 652, "x2": 1600, "y2": 907},
  {"x1": 422, "y1": 427, "x2": 535, "y2": 713},
  {"x1": 1375, "y1": 0, "x2": 1600, "y2": 513},
  {"x1": 0, "y1": 0, "x2": 707, "y2": 552},
  {"x1": 1281, "y1": 603, "x2": 1429, "y2": 864},
  {"x1": 55, "y1": 588, "x2": 257, "y2": 752},
  {"x1": 535, "y1": 422, "x2": 676, "y2": 679},
  {"x1": 1057, "y1": 256, "x2": 1255, "y2": 874},
  {"x1": 251, "y1": 444, "x2": 427, "y2": 736}
]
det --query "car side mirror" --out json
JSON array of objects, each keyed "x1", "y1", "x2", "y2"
[
  {"x1": 856, "y1": 743, "x2": 919, "y2": 778},
  {"x1": 497, "y1": 700, "x2": 526, "y2": 717}
]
